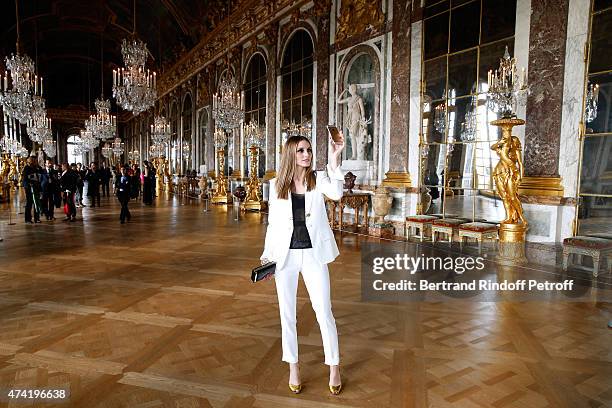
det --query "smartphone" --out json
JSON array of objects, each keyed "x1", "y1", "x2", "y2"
[{"x1": 327, "y1": 125, "x2": 343, "y2": 143}]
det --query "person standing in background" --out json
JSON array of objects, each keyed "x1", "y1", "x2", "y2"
[
  {"x1": 21, "y1": 156, "x2": 43, "y2": 224},
  {"x1": 60, "y1": 163, "x2": 78, "y2": 222},
  {"x1": 100, "y1": 162, "x2": 112, "y2": 197},
  {"x1": 86, "y1": 162, "x2": 102, "y2": 208},
  {"x1": 115, "y1": 165, "x2": 132, "y2": 224},
  {"x1": 41, "y1": 159, "x2": 59, "y2": 221}
]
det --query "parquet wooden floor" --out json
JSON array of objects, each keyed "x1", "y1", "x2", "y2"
[{"x1": 0, "y1": 193, "x2": 610, "y2": 408}]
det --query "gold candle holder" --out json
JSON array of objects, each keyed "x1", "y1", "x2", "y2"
[
  {"x1": 211, "y1": 148, "x2": 231, "y2": 204},
  {"x1": 241, "y1": 145, "x2": 267, "y2": 211}
]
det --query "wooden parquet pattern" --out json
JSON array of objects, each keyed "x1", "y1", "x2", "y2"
[{"x1": 0, "y1": 194, "x2": 610, "y2": 408}]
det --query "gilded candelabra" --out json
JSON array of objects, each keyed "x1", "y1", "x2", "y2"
[
  {"x1": 212, "y1": 149, "x2": 231, "y2": 204},
  {"x1": 242, "y1": 145, "x2": 267, "y2": 211},
  {"x1": 241, "y1": 121, "x2": 266, "y2": 211},
  {"x1": 488, "y1": 47, "x2": 528, "y2": 257},
  {"x1": 211, "y1": 127, "x2": 231, "y2": 204}
]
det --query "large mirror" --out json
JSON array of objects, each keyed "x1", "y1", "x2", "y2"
[{"x1": 420, "y1": 0, "x2": 517, "y2": 222}]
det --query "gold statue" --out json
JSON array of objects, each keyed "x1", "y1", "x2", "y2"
[
  {"x1": 211, "y1": 149, "x2": 231, "y2": 204},
  {"x1": 8, "y1": 157, "x2": 18, "y2": 190},
  {"x1": 491, "y1": 118, "x2": 526, "y2": 225},
  {"x1": 163, "y1": 158, "x2": 173, "y2": 194},
  {"x1": 0, "y1": 154, "x2": 10, "y2": 181}
]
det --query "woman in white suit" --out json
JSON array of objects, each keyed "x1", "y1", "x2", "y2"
[{"x1": 261, "y1": 131, "x2": 345, "y2": 395}]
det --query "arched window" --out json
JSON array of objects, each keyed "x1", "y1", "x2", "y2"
[
  {"x1": 67, "y1": 135, "x2": 81, "y2": 165},
  {"x1": 182, "y1": 95, "x2": 193, "y2": 173},
  {"x1": 170, "y1": 102, "x2": 179, "y2": 173},
  {"x1": 245, "y1": 53, "x2": 267, "y2": 127},
  {"x1": 198, "y1": 109, "x2": 208, "y2": 172},
  {"x1": 245, "y1": 53, "x2": 267, "y2": 177},
  {"x1": 281, "y1": 30, "x2": 314, "y2": 126}
]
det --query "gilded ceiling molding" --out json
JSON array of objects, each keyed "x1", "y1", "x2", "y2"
[{"x1": 158, "y1": 0, "x2": 311, "y2": 98}]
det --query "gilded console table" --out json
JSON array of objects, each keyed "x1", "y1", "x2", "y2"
[{"x1": 325, "y1": 193, "x2": 369, "y2": 231}]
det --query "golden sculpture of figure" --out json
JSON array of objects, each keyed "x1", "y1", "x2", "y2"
[
  {"x1": 0, "y1": 154, "x2": 10, "y2": 182},
  {"x1": 163, "y1": 158, "x2": 174, "y2": 193},
  {"x1": 336, "y1": 0, "x2": 384, "y2": 42},
  {"x1": 8, "y1": 157, "x2": 19, "y2": 190},
  {"x1": 491, "y1": 118, "x2": 526, "y2": 225},
  {"x1": 211, "y1": 149, "x2": 231, "y2": 204}
]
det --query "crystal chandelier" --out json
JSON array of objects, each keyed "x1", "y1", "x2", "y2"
[
  {"x1": 0, "y1": 1, "x2": 43, "y2": 125},
  {"x1": 486, "y1": 46, "x2": 529, "y2": 119},
  {"x1": 26, "y1": 96, "x2": 52, "y2": 143},
  {"x1": 281, "y1": 119, "x2": 311, "y2": 139},
  {"x1": 181, "y1": 142, "x2": 191, "y2": 160},
  {"x1": 151, "y1": 115, "x2": 171, "y2": 144},
  {"x1": 460, "y1": 97, "x2": 477, "y2": 141},
  {"x1": 128, "y1": 149, "x2": 140, "y2": 162},
  {"x1": 0, "y1": 53, "x2": 38, "y2": 124},
  {"x1": 15, "y1": 144, "x2": 29, "y2": 158},
  {"x1": 113, "y1": 39, "x2": 157, "y2": 115},
  {"x1": 112, "y1": 137, "x2": 124, "y2": 157},
  {"x1": 212, "y1": 0, "x2": 244, "y2": 131},
  {"x1": 149, "y1": 142, "x2": 166, "y2": 158},
  {"x1": 1, "y1": 136, "x2": 21, "y2": 154},
  {"x1": 214, "y1": 127, "x2": 228, "y2": 149},
  {"x1": 101, "y1": 142, "x2": 113, "y2": 159},
  {"x1": 80, "y1": 126, "x2": 98, "y2": 150},
  {"x1": 213, "y1": 74, "x2": 244, "y2": 130},
  {"x1": 43, "y1": 137, "x2": 56, "y2": 158},
  {"x1": 90, "y1": 98, "x2": 117, "y2": 139},
  {"x1": 585, "y1": 82, "x2": 599, "y2": 123},
  {"x1": 244, "y1": 121, "x2": 264, "y2": 147},
  {"x1": 433, "y1": 103, "x2": 446, "y2": 133}
]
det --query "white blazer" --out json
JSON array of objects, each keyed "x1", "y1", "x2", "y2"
[{"x1": 261, "y1": 164, "x2": 345, "y2": 269}]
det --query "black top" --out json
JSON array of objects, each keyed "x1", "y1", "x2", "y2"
[{"x1": 289, "y1": 193, "x2": 312, "y2": 249}]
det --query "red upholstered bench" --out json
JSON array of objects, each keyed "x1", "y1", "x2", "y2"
[
  {"x1": 405, "y1": 215, "x2": 440, "y2": 241},
  {"x1": 458, "y1": 222, "x2": 499, "y2": 253},
  {"x1": 562, "y1": 236, "x2": 612, "y2": 277},
  {"x1": 431, "y1": 218, "x2": 466, "y2": 244}
]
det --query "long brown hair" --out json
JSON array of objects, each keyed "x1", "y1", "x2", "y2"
[{"x1": 276, "y1": 136, "x2": 316, "y2": 199}]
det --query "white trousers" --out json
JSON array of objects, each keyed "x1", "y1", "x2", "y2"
[{"x1": 274, "y1": 248, "x2": 340, "y2": 366}]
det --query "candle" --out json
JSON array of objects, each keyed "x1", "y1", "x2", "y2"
[
  {"x1": 35, "y1": 75, "x2": 38, "y2": 94},
  {"x1": 40, "y1": 77, "x2": 43, "y2": 96}
]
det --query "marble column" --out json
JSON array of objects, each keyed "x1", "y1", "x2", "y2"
[
  {"x1": 383, "y1": 0, "x2": 412, "y2": 188},
  {"x1": 521, "y1": 0, "x2": 569, "y2": 196},
  {"x1": 315, "y1": 13, "x2": 331, "y2": 171}
]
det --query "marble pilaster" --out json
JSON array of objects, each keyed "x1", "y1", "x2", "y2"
[
  {"x1": 315, "y1": 14, "x2": 331, "y2": 170},
  {"x1": 383, "y1": 0, "x2": 412, "y2": 188},
  {"x1": 408, "y1": 20, "x2": 422, "y2": 184},
  {"x1": 265, "y1": 50, "x2": 277, "y2": 180},
  {"x1": 559, "y1": 0, "x2": 590, "y2": 199},
  {"x1": 521, "y1": 0, "x2": 569, "y2": 196}
]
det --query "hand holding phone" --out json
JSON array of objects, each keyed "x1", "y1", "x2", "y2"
[{"x1": 327, "y1": 125, "x2": 343, "y2": 144}]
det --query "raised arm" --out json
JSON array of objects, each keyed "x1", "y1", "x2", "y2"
[{"x1": 318, "y1": 129, "x2": 346, "y2": 201}]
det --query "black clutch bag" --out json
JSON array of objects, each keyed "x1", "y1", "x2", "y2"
[{"x1": 251, "y1": 261, "x2": 276, "y2": 282}]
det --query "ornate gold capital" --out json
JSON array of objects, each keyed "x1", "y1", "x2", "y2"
[
  {"x1": 518, "y1": 176, "x2": 564, "y2": 197},
  {"x1": 382, "y1": 171, "x2": 412, "y2": 188}
]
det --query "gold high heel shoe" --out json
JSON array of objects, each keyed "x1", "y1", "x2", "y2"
[
  {"x1": 329, "y1": 383, "x2": 342, "y2": 395},
  {"x1": 288, "y1": 383, "x2": 302, "y2": 394}
]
